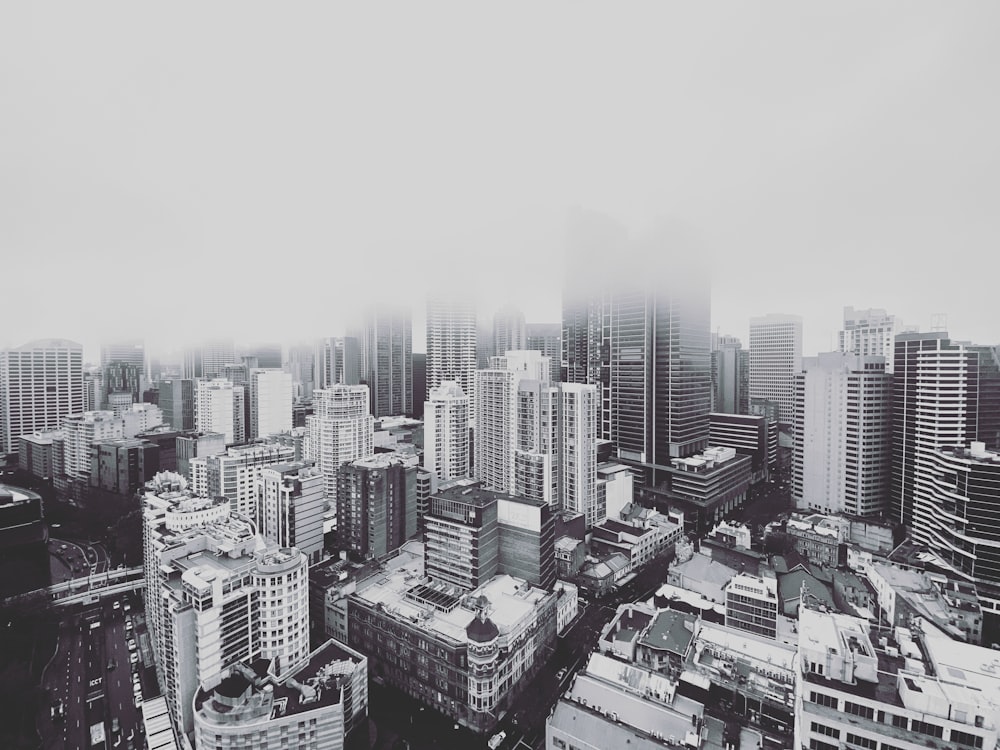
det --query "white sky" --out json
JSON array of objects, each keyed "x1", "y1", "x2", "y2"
[{"x1": 2, "y1": 2, "x2": 998, "y2": 363}]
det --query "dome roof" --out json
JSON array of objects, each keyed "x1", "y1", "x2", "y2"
[{"x1": 466, "y1": 613, "x2": 499, "y2": 643}]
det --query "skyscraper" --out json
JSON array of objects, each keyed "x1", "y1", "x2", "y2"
[
  {"x1": 526, "y1": 322, "x2": 561, "y2": 384},
  {"x1": 304, "y1": 385, "x2": 374, "y2": 504},
  {"x1": 242, "y1": 342, "x2": 283, "y2": 369},
  {"x1": 336, "y1": 452, "x2": 418, "y2": 560},
  {"x1": 557, "y1": 383, "x2": 600, "y2": 526},
  {"x1": 100, "y1": 338, "x2": 146, "y2": 381},
  {"x1": 711, "y1": 334, "x2": 749, "y2": 414},
  {"x1": 184, "y1": 339, "x2": 237, "y2": 380},
  {"x1": 249, "y1": 369, "x2": 293, "y2": 439},
  {"x1": 493, "y1": 304, "x2": 526, "y2": 357},
  {"x1": 426, "y1": 294, "x2": 477, "y2": 423},
  {"x1": 314, "y1": 336, "x2": 362, "y2": 389},
  {"x1": 793, "y1": 352, "x2": 891, "y2": 517},
  {"x1": 891, "y1": 332, "x2": 979, "y2": 527},
  {"x1": 1, "y1": 339, "x2": 84, "y2": 455},
  {"x1": 838, "y1": 306, "x2": 915, "y2": 374},
  {"x1": 195, "y1": 378, "x2": 243, "y2": 444},
  {"x1": 157, "y1": 378, "x2": 195, "y2": 431},
  {"x1": 357, "y1": 305, "x2": 413, "y2": 418},
  {"x1": 474, "y1": 351, "x2": 550, "y2": 494},
  {"x1": 749, "y1": 313, "x2": 803, "y2": 429},
  {"x1": 423, "y1": 380, "x2": 470, "y2": 481},
  {"x1": 62, "y1": 410, "x2": 124, "y2": 482},
  {"x1": 257, "y1": 461, "x2": 326, "y2": 563}
]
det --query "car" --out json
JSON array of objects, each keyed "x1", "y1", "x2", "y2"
[
  {"x1": 113, "y1": 600, "x2": 121, "y2": 610},
  {"x1": 127, "y1": 638, "x2": 136, "y2": 651},
  {"x1": 133, "y1": 683, "x2": 142, "y2": 696},
  {"x1": 488, "y1": 730, "x2": 507, "y2": 749},
  {"x1": 112, "y1": 717, "x2": 120, "y2": 733},
  {"x1": 556, "y1": 668, "x2": 567, "y2": 680},
  {"x1": 107, "y1": 658, "x2": 117, "y2": 671},
  {"x1": 123, "y1": 602, "x2": 131, "y2": 612},
  {"x1": 130, "y1": 652, "x2": 139, "y2": 665},
  {"x1": 125, "y1": 619, "x2": 133, "y2": 631},
  {"x1": 134, "y1": 694, "x2": 143, "y2": 708}
]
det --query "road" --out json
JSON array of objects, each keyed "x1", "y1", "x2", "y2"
[{"x1": 38, "y1": 593, "x2": 147, "y2": 750}]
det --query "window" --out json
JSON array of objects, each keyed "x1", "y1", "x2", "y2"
[
  {"x1": 890, "y1": 714, "x2": 907, "y2": 729},
  {"x1": 552, "y1": 739, "x2": 567, "y2": 750},
  {"x1": 844, "y1": 701, "x2": 875, "y2": 720},
  {"x1": 811, "y1": 722, "x2": 839, "y2": 738},
  {"x1": 810, "y1": 740, "x2": 837, "y2": 750},
  {"x1": 846, "y1": 733, "x2": 877, "y2": 750},
  {"x1": 809, "y1": 691, "x2": 837, "y2": 709},
  {"x1": 910, "y1": 720, "x2": 943, "y2": 739},
  {"x1": 951, "y1": 729, "x2": 984, "y2": 749}
]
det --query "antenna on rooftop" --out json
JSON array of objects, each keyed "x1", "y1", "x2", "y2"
[{"x1": 930, "y1": 313, "x2": 947, "y2": 333}]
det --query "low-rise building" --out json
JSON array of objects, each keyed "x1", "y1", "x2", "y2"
[
  {"x1": 724, "y1": 571, "x2": 778, "y2": 639},
  {"x1": 192, "y1": 639, "x2": 368, "y2": 750}
]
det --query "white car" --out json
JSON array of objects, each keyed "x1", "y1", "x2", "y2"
[{"x1": 488, "y1": 731, "x2": 506, "y2": 749}]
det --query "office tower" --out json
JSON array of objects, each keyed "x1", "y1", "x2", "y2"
[
  {"x1": 474, "y1": 351, "x2": 551, "y2": 494},
  {"x1": 195, "y1": 378, "x2": 244, "y2": 444},
  {"x1": 709, "y1": 413, "x2": 776, "y2": 483},
  {"x1": 411, "y1": 353, "x2": 426, "y2": 419},
  {"x1": 62, "y1": 410, "x2": 124, "y2": 482},
  {"x1": 106, "y1": 390, "x2": 133, "y2": 418},
  {"x1": 838, "y1": 306, "x2": 916, "y2": 373},
  {"x1": 91, "y1": 438, "x2": 159, "y2": 495},
  {"x1": 143, "y1": 494, "x2": 309, "y2": 740},
  {"x1": 711, "y1": 334, "x2": 749, "y2": 414},
  {"x1": 423, "y1": 381, "x2": 470, "y2": 481},
  {"x1": 83, "y1": 369, "x2": 103, "y2": 412},
  {"x1": 257, "y1": 461, "x2": 326, "y2": 564},
  {"x1": 891, "y1": 332, "x2": 979, "y2": 527},
  {"x1": 249, "y1": 369, "x2": 293, "y2": 439},
  {"x1": 175, "y1": 431, "x2": 227, "y2": 480},
  {"x1": 426, "y1": 294, "x2": 477, "y2": 423},
  {"x1": 336, "y1": 452, "x2": 418, "y2": 560},
  {"x1": 192, "y1": 640, "x2": 368, "y2": 750},
  {"x1": 0, "y1": 339, "x2": 84, "y2": 455},
  {"x1": 476, "y1": 318, "x2": 494, "y2": 370},
  {"x1": 526, "y1": 322, "x2": 561, "y2": 384},
  {"x1": 314, "y1": 336, "x2": 362, "y2": 389},
  {"x1": 357, "y1": 305, "x2": 413, "y2": 418},
  {"x1": 424, "y1": 482, "x2": 500, "y2": 590},
  {"x1": 970, "y1": 344, "x2": 1000, "y2": 451},
  {"x1": 184, "y1": 339, "x2": 236, "y2": 379},
  {"x1": 242, "y1": 342, "x2": 283, "y2": 369},
  {"x1": 100, "y1": 338, "x2": 146, "y2": 374},
  {"x1": 749, "y1": 313, "x2": 802, "y2": 429},
  {"x1": 606, "y1": 239, "x2": 712, "y2": 479},
  {"x1": 304, "y1": 386, "x2": 374, "y2": 504},
  {"x1": 493, "y1": 304, "x2": 526, "y2": 357},
  {"x1": 102, "y1": 360, "x2": 143, "y2": 405},
  {"x1": 190, "y1": 442, "x2": 296, "y2": 519},
  {"x1": 561, "y1": 209, "x2": 625, "y2": 397},
  {"x1": 793, "y1": 353, "x2": 891, "y2": 517},
  {"x1": 286, "y1": 343, "x2": 316, "y2": 401},
  {"x1": 157, "y1": 379, "x2": 195, "y2": 431}
]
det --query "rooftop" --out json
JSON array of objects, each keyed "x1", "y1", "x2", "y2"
[{"x1": 638, "y1": 609, "x2": 697, "y2": 656}]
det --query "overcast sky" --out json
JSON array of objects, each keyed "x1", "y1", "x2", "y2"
[{"x1": 3, "y1": 2, "x2": 998, "y2": 363}]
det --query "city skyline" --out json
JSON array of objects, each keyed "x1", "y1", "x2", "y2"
[{"x1": 3, "y1": 3, "x2": 998, "y2": 359}]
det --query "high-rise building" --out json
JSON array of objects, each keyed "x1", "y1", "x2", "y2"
[
  {"x1": 190, "y1": 442, "x2": 296, "y2": 520},
  {"x1": 102, "y1": 359, "x2": 144, "y2": 405},
  {"x1": 122, "y1": 402, "x2": 164, "y2": 438},
  {"x1": 257, "y1": 461, "x2": 326, "y2": 564},
  {"x1": 336, "y1": 452, "x2": 418, "y2": 560},
  {"x1": 493, "y1": 305, "x2": 526, "y2": 357},
  {"x1": 711, "y1": 334, "x2": 749, "y2": 414},
  {"x1": 286, "y1": 343, "x2": 316, "y2": 402},
  {"x1": 423, "y1": 380, "x2": 470, "y2": 481},
  {"x1": 175, "y1": 431, "x2": 227, "y2": 481},
  {"x1": 423, "y1": 483, "x2": 500, "y2": 590},
  {"x1": 62, "y1": 410, "x2": 124, "y2": 482},
  {"x1": 793, "y1": 352, "x2": 891, "y2": 517},
  {"x1": 195, "y1": 378, "x2": 244, "y2": 444},
  {"x1": 475, "y1": 351, "x2": 551, "y2": 494},
  {"x1": 526, "y1": 322, "x2": 561, "y2": 384},
  {"x1": 970, "y1": 344, "x2": 1000, "y2": 451},
  {"x1": 158, "y1": 378, "x2": 195, "y2": 431},
  {"x1": 557, "y1": 383, "x2": 600, "y2": 527},
  {"x1": 749, "y1": 313, "x2": 803, "y2": 428},
  {"x1": 838, "y1": 306, "x2": 916, "y2": 374},
  {"x1": 100, "y1": 338, "x2": 146, "y2": 375},
  {"x1": 314, "y1": 336, "x2": 362, "y2": 389},
  {"x1": 83, "y1": 369, "x2": 103, "y2": 412},
  {"x1": 357, "y1": 306, "x2": 412, "y2": 418},
  {"x1": 249, "y1": 369, "x2": 293, "y2": 439},
  {"x1": 142, "y1": 491, "x2": 309, "y2": 740},
  {"x1": 106, "y1": 390, "x2": 133, "y2": 419},
  {"x1": 242, "y1": 342, "x2": 283, "y2": 369},
  {"x1": 304, "y1": 386, "x2": 374, "y2": 505},
  {"x1": 184, "y1": 339, "x2": 237, "y2": 380},
  {"x1": 891, "y1": 332, "x2": 979, "y2": 527},
  {"x1": 91, "y1": 437, "x2": 159, "y2": 495},
  {"x1": 426, "y1": 294, "x2": 477, "y2": 423},
  {"x1": 0, "y1": 339, "x2": 84, "y2": 455}
]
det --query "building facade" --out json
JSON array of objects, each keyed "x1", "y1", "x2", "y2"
[
  {"x1": 336, "y1": 452, "x2": 418, "y2": 560},
  {"x1": 249, "y1": 368, "x2": 293, "y2": 440},
  {"x1": 423, "y1": 380, "x2": 470, "y2": 481},
  {"x1": 357, "y1": 305, "x2": 413, "y2": 418},
  {"x1": 257, "y1": 461, "x2": 326, "y2": 564},
  {"x1": 304, "y1": 386, "x2": 374, "y2": 505},
  {"x1": 426, "y1": 294, "x2": 477, "y2": 424},
  {"x1": 838, "y1": 306, "x2": 915, "y2": 374},
  {"x1": 191, "y1": 442, "x2": 297, "y2": 520},
  {"x1": 749, "y1": 313, "x2": 802, "y2": 428}
]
